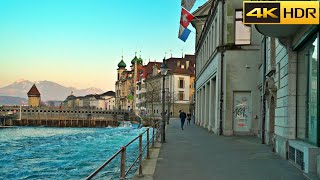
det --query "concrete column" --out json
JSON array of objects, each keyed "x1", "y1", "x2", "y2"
[
  {"x1": 201, "y1": 87, "x2": 204, "y2": 126},
  {"x1": 204, "y1": 85, "x2": 207, "y2": 128},
  {"x1": 202, "y1": 86, "x2": 206, "y2": 127},
  {"x1": 212, "y1": 79, "x2": 216, "y2": 132},
  {"x1": 208, "y1": 79, "x2": 212, "y2": 131},
  {"x1": 196, "y1": 90, "x2": 199, "y2": 124}
]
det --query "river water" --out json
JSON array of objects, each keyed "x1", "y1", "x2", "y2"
[{"x1": 0, "y1": 126, "x2": 150, "y2": 179}]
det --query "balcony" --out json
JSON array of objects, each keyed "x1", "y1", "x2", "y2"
[
  {"x1": 252, "y1": 0, "x2": 311, "y2": 38},
  {"x1": 255, "y1": 24, "x2": 301, "y2": 38}
]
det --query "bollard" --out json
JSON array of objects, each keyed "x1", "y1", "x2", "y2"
[
  {"x1": 147, "y1": 128, "x2": 150, "y2": 159},
  {"x1": 120, "y1": 146, "x2": 126, "y2": 180},
  {"x1": 139, "y1": 134, "x2": 143, "y2": 176}
]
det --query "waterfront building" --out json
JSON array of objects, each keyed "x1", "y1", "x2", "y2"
[
  {"x1": 144, "y1": 55, "x2": 195, "y2": 117},
  {"x1": 63, "y1": 91, "x2": 115, "y2": 110},
  {"x1": 192, "y1": 0, "x2": 262, "y2": 135},
  {"x1": 115, "y1": 56, "x2": 135, "y2": 110},
  {"x1": 27, "y1": 84, "x2": 41, "y2": 107}
]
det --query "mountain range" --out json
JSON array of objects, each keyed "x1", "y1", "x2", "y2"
[{"x1": 0, "y1": 79, "x2": 104, "y2": 102}]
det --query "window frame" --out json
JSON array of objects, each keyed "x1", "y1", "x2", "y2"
[{"x1": 235, "y1": 9, "x2": 251, "y2": 45}]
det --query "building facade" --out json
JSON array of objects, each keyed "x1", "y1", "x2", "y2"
[
  {"x1": 192, "y1": 0, "x2": 262, "y2": 135},
  {"x1": 144, "y1": 55, "x2": 196, "y2": 117},
  {"x1": 257, "y1": 21, "x2": 319, "y2": 174},
  {"x1": 192, "y1": 0, "x2": 319, "y2": 176}
]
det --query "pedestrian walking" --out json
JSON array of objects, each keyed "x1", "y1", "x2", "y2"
[
  {"x1": 179, "y1": 110, "x2": 186, "y2": 130},
  {"x1": 187, "y1": 112, "x2": 191, "y2": 125}
]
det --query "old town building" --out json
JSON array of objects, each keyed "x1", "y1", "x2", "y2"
[
  {"x1": 144, "y1": 55, "x2": 196, "y2": 117},
  {"x1": 192, "y1": 0, "x2": 319, "y2": 176},
  {"x1": 192, "y1": 0, "x2": 261, "y2": 135},
  {"x1": 257, "y1": 19, "x2": 319, "y2": 175}
]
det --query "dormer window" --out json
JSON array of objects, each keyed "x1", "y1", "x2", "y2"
[{"x1": 181, "y1": 65, "x2": 185, "y2": 69}]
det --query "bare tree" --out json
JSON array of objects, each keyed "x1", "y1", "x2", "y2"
[
  {"x1": 144, "y1": 79, "x2": 161, "y2": 117},
  {"x1": 166, "y1": 90, "x2": 178, "y2": 121}
]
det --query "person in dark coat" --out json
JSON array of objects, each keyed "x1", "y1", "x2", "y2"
[
  {"x1": 179, "y1": 110, "x2": 187, "y2": 130},
  {"x1": 187, "y1": 112, "x2": 191, "y2": 125}
]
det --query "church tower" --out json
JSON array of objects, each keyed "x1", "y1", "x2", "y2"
[{"x1": 117, "y1": 56, "x2": 126, "y2": 80}]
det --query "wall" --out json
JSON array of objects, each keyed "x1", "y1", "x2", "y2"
[{"x1": 28, "y1": 97, "x2": 40, "y2": 107}]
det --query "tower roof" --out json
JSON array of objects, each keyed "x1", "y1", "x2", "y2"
[
  {"x1": 27, "y1": 84, "x2": 40, "y2": 97},
  {"x1": 131, "y1": 56, "x2": 139, "y2": 65},
  {"x1": 137, "y1": 57, "x2": 143, "y2": 65},
  {"x1": 118, "y1": 60, "x2": 126, "y2": 68}
]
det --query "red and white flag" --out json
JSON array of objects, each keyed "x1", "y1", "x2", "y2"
[
  {"x1": 180, "y1": 7, "x2": 194, "y2": 28},
  {"x1": 181, "y1": 0, "x2": 196, "y2": 11}
]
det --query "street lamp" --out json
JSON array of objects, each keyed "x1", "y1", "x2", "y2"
[{"x1": 160, "y1": 58, "x2": 168, "y2": 143}]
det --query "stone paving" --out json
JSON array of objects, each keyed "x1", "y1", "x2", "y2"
[{"x1": 153, "y1": 119, "x2": 306, "y2": 180}]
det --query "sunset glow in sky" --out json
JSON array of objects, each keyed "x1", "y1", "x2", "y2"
[{"x1": 0, "y1": 0, "x2": 206, "y2": 91}]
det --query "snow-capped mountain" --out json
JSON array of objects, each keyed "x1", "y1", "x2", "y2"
[{"x1": 0, "y1": 80, "x2": 104, "y2": 101}]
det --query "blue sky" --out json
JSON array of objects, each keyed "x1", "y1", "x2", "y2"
[{"x1": 0, "y1": 0, "x2": 207, "y2": 91}]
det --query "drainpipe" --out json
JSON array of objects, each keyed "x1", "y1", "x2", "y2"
[
  {"x1": 262, "y1": 36, "x2": 267, "y2": 144},
  {"x1": 219, "y1": 0, "x2": 225, "y2": 136}
]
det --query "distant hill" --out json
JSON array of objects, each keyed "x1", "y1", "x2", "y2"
[
  {"x1": 0, "y1": 79, "x2": 104, "y2": 101},
  {"x1": 0, "y1": 96, "x2": 27, "y2": 106}
]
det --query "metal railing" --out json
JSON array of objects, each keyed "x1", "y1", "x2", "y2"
[{"x1": 86, "y1": 121, "x2": 161, "y2": 180}]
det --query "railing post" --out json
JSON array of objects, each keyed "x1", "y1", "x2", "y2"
[
  {"x1": 152, "y1": 126, "x2": 155, "y2": 147},
  {"x1": 147, "y1": 128, "x2": 150, "y2": 159},
  {"x1": 120, "y1": 146, "x2": 126, "y2": 180},
  {"x1": 139, "y1": 134, "x2": 143, "y2": 176}
]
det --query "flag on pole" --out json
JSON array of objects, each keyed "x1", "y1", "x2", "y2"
[
  {"x1": 180, "y1": 7, "x2": 194, "y2": 28},
  {"x1": 178, "y1": 25, "x2": 191, "y2": 42},
  {"x1": 181, "y1": 0, "x2": 196, "y2": 11}
]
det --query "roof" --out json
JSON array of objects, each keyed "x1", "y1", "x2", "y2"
[
  {"x1": 172, "y1": 68, "x2": 194, "y2": 75},
  {"x1": 27, "y1": 84, "x2": 40, "y2": 97},
  {"x1": 165, "y1": 55, "x2": 196, "y2": 75},
  {"x1": 192, "y1": 0, "x2": 213, "y2": 17},
  {"x1": 118, "y1": 59, "x2": 126, "y2": 68},
  {"x1": 65, "y1": 95, "x2": 76, "y2": 101},
  {"x1": 131, "y1": 56, "x2": 139, "y2": 65},
  {"x1": 100, "y1": 91, "x2": 116, "y2": 97},
  {"x1": 144, "y1": 62, "x2": 162, "y2": 78}
]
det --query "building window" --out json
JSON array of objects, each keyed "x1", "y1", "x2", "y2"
[
  {"x1": 297, "y1": 33, "x2": 319, "y2": 145},
  {"x1": 178, "y1": 91, "x2": 184, "y2": 100},
  {"x1": 179, "y1": 79, "x2": 184, "y2": 88},
  {"x1": 235, "y1": 10, "x2": 251, "y2": 45},
  {"x1": 181, "y1": 65, "x2": 184, "y2": 69}
]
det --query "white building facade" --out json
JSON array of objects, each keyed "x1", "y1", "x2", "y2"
[{"x1": 193, "y1": 0, "x2": 262, "y2": 135}]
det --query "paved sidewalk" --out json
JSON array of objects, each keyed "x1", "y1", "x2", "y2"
[{"x1": 154, "y1": 119, "x2": 306, "y2": 180}]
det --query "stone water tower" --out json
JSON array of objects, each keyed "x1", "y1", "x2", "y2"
[{"x1": 27, "y1": 84, "x2": 41, "y2": 107}]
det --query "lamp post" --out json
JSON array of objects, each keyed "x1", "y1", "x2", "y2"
[{"x1": 160, "y1": 58, "x2": 168, "y2": 143}]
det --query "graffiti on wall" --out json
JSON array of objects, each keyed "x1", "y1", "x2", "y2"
[{"x1": 235, "y1": 97, "x2": 248, "y2": 128}]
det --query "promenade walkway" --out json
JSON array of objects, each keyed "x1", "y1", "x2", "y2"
[{"x1": 153, "y1": 118, "x2": 305, "y2": 180}]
